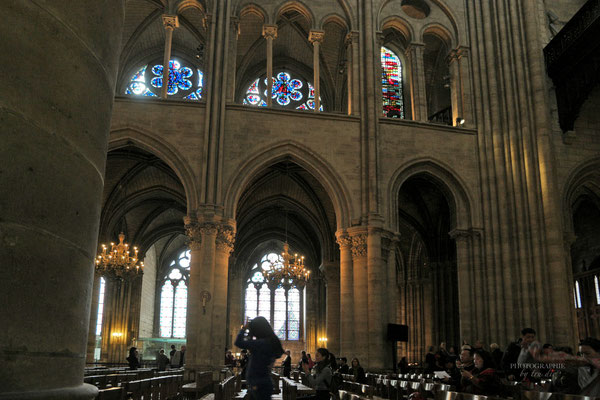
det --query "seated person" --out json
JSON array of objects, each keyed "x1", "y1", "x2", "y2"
[
  {"x1": 461, "y1": 349, "x2": 503, "y2": 396},
  {"x1": 349, "y1": 357, "x2": 366, "y2": 384}
]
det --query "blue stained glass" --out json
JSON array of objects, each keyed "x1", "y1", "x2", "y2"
[
  {"x1": 244, "y1": 72, "x2": 320, "y2": 110},
  {"x1": 290, "y1": 91, "x2": 302, "y2": 101},
  {"x1": 243, "y1": 98, "x2": 249, "y2": 105},
  {"x1": 127, "y1": 59, "x2": 202, "y2": 100},
  {"x1": 259, "y1": 100, "x2": 267, "y2": 107},
  {"x1": 248, "y1": 78, "x2": 260, "y2": 94},
  {"x1": 151, "y1": 77, "x2": 163, "y2": 88},
  {"x1": 152, "y1": 65, "x2": 163, "y2": 75},
  {"x1": 288, "y1": 330, "x2": 299, "y2": 340},
  {"x1": 198, "y1": 70, "x2": 203, "y2": 87},
  {"x1": 289, "y1": 320, "x2": 299, "y2": 330},
  {"x1": 184, "y1": 92, "x2": 199, "y2": 100},
  {"x1": 132, "y1": 66, "x2": 146, "y2": 82},
  {"x1": 247, "y1": 94, "x2": 261, "y2": 105},
  {"x1": 296, "y1": 104, "x2": 308, "y2": 110}
]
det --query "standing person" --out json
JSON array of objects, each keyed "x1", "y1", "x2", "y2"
[
  {"x1": 302, "y1": 348, "x2": 333, "y2": 400},
  {"x1": 179, "y1": 345, "x2": 186, "y2": 367},
  {"x1": 502, "y1": 328, "x2": 536, "y2": 380},
  {"x1": 307, "y1": 354, "x2": 315, "y2": 369},
  {"x1": 349, "y1": 358, "x2": 366, "y2": 384},
  {"x1": 329, "y1": 352, "x2": 338, "y2": 371},
  {"x1": 398, "y1": 357, "x2": 409, "y2": 374},
  {"x1": 282, "y1": 350, "x2": 292, "y2": 378},
  {"x1": 239, "y1": 349, "x2": 249, "y2": 377},
  {"x1": 127, "y1": 347, "x2": 140, "y2": 370},
  {"x1": 157, "y1": 349, "x2": 170, "y2": 371},
  {"x1": 169, "y1": 344, "x2": 176, "y2": 366},
  {"x1": 425, "y1": 346, "x2": 436, "y2": 373},
  {"x1": 298, "y1": 351, "x2": 308, "y2": 369},
  {"x1": 235, "y1": 316, "x2": 284, "y2": 400},
  {"x1": 225, "y1": 349, "x2": 236, "y2": 367}
]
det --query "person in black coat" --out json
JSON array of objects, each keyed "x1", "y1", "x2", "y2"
[
  {"x1": 349, "y1": 357, "x2": 366, "y2": 384},
  {"x1": 501, "y1": 328, "x2": 536, "y2": 380},
  {"x1": 339, "y1": 357, "x2": 350, "y2": 374},
  {"x1": 127, "y1": 347, "x2": 140, "y2": 370},
  {"x1": 282, "y1": 350, "x2": 292, "y2": 378}
]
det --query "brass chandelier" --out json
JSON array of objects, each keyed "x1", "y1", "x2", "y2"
[
  {"x1": 95, "y1": 232, "x2": 144, "y2": 281},
  {"x1": 262, "y1": 242, "x2": 310, "y2": 290}
]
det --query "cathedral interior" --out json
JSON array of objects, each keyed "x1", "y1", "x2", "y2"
[{"x1": 2, "y1": 0, "x2": 600, "y2": 398}]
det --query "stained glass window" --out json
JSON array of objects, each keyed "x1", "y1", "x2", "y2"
[
  {"x1": 596, "y1": 276, "x2": 600, "y2": 305},
  {"x1": 575, "y1": 281, "x2": 582, "y2": 309},
  {"x1": 242, "y1": 72, "x2": 323, "y2": 111},
  {"x1": 381, "y1": 47, "x2": 404, "y2": 118},
  {"x1": 159, "y1": 249, "x2": 189, "y2": 338},
  {"x1": 95, "y1": 277, "x2": 106, "y2": 336},
  {"x1": 125, "y1": 59, "x2": 203, "y2": 101},
  {"x1": 243, "y1": 252, "x2": 304, "y2": 340}
]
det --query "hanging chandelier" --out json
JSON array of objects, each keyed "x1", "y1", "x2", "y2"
[
  {"x1": 262, "y1": 242, "x2": 310, "y2": 290},
  {"x1": 95, "y1": 232, "x2": 144, "y2": 281}
]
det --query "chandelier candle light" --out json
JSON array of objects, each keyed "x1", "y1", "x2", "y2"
[
  {"x1": 262, "y1": 242, "x2": 310, "y2": 290},
  {"x1": 95, "y1": 232, "x2": 144, "y2": 280}
]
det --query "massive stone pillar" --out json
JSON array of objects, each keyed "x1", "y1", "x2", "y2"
[
  {"x1": 406, "y1": 43, "x2": 428, "y2": 121},
  {"x1": 0, "y1": 2, "x2": 124, "y2": 398},
  {"x1": 336, "y1": 232, "x2": 354, "y2": 359},
  {"x1": 322, "y1": 261, "x2": 340, "y2": 355},
  {"x1": 309, "y1": 30, "x2": 324, "y2": 112},
  {"x1": 160, "y1": 15, "x2": 179, "y2": 99},
  {"x1": 227, "y1": 260, "x2": 243, "y2": 350},
  {"x1": 367, "y1": 227, "x2": 386, "y2": 370},
  {"x1": 262, "y1": 25, "x2": 277, "y2": 108},
  {"x1": 211, "y1": 224, "x2": 234, "y2": 367},
  {"x1": 349, "y1": 230, "x2": 368, "y2": 364}
]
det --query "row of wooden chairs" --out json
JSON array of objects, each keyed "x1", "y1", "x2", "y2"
[
  {"x1": 214, "y1": 375, "x2": 237, "y2": 400},
  {"x1": 182, "y1": 371, "x2": 216, "y2": 399},
  {"x1": 94, "y1": 374, "x2": 183, "y2": 400},
  {"x1": 282, "y1": 378, "x2": 298, "y2": 400}
]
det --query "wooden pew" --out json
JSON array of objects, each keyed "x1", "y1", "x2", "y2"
[
  {"x1": 182, "y1": 371, "x2": 214, "y2": 400},
  {"x1": 271, "y1": 372, "x2": 281, "y2": 394},
  {"x1": 214, "y1": 375, "x2": 236, "y2": 400},
  {"x1": 96, "y1": 387, "x2": 123, "y2": 400},
  {"x1": 282, "y1": 378, "x2": 298, "y2": 400}
]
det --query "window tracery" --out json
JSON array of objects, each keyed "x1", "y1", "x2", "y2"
[
  {"x1": 159, "y1": 249, "x2": 190, "y2": 338},
  {"x1": 125, "y1": 59, "x2": 203, "y2": 100},
  {"x1": 242, "y1": 72, "x2": 323, "y2": 111},
  {"x1": 244, "y1": 252, "x2": 303, "y2": 341}
]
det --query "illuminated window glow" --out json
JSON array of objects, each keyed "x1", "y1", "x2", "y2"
[
  {"x1": 159, "y1": 249, "x2": 190, "y2": 338},
  {"x1": 125, "y1": 59, "x2": 203, "y2": 100},
  {"x1": 575, "y1": 280, "x2": 582, "y2": 309},
  {"x1": 243, "y1": 252, "x2": 302, "y2": 340},
  {"x1": 242, "y1": 72, "x2": 323, "y2": 111},
  {"x1": 595, "y1": 276, "x2": 600, "y2": 305},
  {"x1": 381, "y1": 47, "x2": 404, "y2": 118},
  {"x1": 95, "y1": 277, "x2": 106, "y2": 336}
]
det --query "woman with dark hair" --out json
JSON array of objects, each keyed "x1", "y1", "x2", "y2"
[
  {"x1": 348, "y1": 357, "x2": 366, "y2": 384},
  {"x1": 235, "y1": 317, "x2": 284, "y2": 400},
  {"x1": 302, "y1": 348, "x2": 333, "y2": 400},
  {"x1": 127, "y1": 347, "x2": 140, "y2": 370},
  {"x1": 461, "y1": 349, "x2": 502, "y2": 396}
]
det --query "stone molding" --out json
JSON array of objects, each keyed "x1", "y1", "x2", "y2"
[
  {"x1": 162, "y1": 15, "x2": 179, "y2": 30},
  {"x1": 345, "y1": 31, "x2": 359, "y2": 46},
  {"x1": 184, "y1": 216, "x2": 202, "y2": 250},
  {"x1": 448, "y1": 228, "x2": 481, "y2": 242},
  {"x1": 262, "y1": 24, "x2": 278, "y2": 40}
]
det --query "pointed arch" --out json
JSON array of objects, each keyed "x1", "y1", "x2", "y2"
[
  {"x1": 237, "y1": 2, "x2": 268, "y2": 22},
  {"x1": 388, "y1": 158, "x2": 476, "y2": 233},
  {"x1": 109, "y1": 126, "x2": 198, "y2": 211},
  {"x1": 224, "y1": 140, "x2": 352, "y2": 229},
  {"x1": 274, "y1": 0, "x2": 315, "y2": 28},
  {"x1": 380, "y1": 16, "x2": 414, "y2": 43},
  {"x1": 319, "y1": 13, "x2": 350, "y2": 31},
  {"x1": 421, "y1": 23, "x2": 454, "y2": 48},
  {"x1": 562, "y1": 156, "x2": 600, "y2": 233}
]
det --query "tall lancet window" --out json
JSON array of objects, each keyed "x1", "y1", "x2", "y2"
[
  {"x1": 244, "y1": 253, "x2": 303, "y2": 340},
  {"x1": 381, "y1": 47, "x2": 405, "y2": 118},
  {"x1": 159, "y1": 249, "x2": 190, "y2": 338}
]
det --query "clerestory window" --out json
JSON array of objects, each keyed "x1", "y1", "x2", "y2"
[
  {"x1": 125, "y1": 59, "x2": 203, "y2": 100},
  {"x1": 242, "y1": 72, "x2": 323, "y2": 111}
]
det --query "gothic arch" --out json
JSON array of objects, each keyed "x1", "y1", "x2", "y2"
[
  {"x1": 224, "y1": 140, "x2": 352, "y2": 229},
  {"x1": 380, "y1": 16, "x2": 414, "y2": 43},
  {"x1": 274, "y1": 0, "x2": 315, "y2": 29},
  {"x1": 421, "y1": 23, "x2": 454, "y2": 48},
  {"x1": 387, "y1": 158, "x2": 475, "y2": 233},
  {"x1": 237, "y1": 2, "x2": 268, "y2": 22},
  {"x1": 562, "y1": 156, "x2": 600, "y2": 233},
  {"x1": 319, "y1": 13, "x2": 350, "y2": 31},
  {"x1": 109, "y1": 126, "x2": 199, "y2": 211}
]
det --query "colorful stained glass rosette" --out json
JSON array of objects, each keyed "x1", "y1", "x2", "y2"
[
  {"x1": 243, "y1": 72, "x2": 323, "y2": 111},
  {"x1": 125, "y1": 59, "x2": 203, "y2": 100}
]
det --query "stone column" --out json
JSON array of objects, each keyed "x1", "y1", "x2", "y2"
[
  {"x1": 336, "y1": 231, "x2": 354, "y2": 359},
  {"x1": 456, "y1": 47, "x2": 474, "y2": 128},
  {"x1": 375, "y1": 32, "x2": 385, "y2": 117},
  {"x1": 345, "y1": 32, "x2": 360, "y2": 116},
  {"x1": 86, "y1": 274, "x2": 102, "y2": 363},
  {"x1": 406, "y1": 43, "x2": 427, "y2": 121},
  {"x1": 448, "y1": 49, "x2": 463, "y2": 127},
  {"x1": 349, "y1": 230, "x2": 368, "y2": 364},
  {"x1": 321, "y1": 261, "x2": 340, "y2": 355},
  {"x1": 211, "y1": 224, "x2": 235, "y2": 368},
  {"x1": 367, "y1": 227, "x2": 386, "y2": 370},
  {"x1": 161, "y1": 15, "x2": 179, "y2": 99},
  {"x1": 185, "y1": 218, "x2": 217, "y2": 371},
  {"x1": 0, "y1": 1, "x2": 124, "y2": 398},
  {"x1": 309, "y1": 30, "x2": 325, "y2": 112},
  {"x1": 228, "y1": 259, "x2": 243, "y2": 350},
  {"x1": 262, "y1": 25, "x2": 277, "y2": 107},
  {"x1": 449, "y1": 229, "x2": 476, "y2": 342},
  {"x1": 227, "y1": 18, "x2": 240, "y2": 102}
]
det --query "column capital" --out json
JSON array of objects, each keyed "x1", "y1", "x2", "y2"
[
  {"x1": 262, "y1": 24, "x2": 278, "y2": 39},
  {"x1": 405, "y1": 41, "x2": 425, "y2": 55},
  {"x1": 345, "y1": 31, "x2": 359, "y2": 46},
  {"x1": 335, "y1": 230, "x2": 352, "y2": 248},
  {"x1": 448, "y1": 228, "x2": 482, "y2": 242},
  {"x1": 216, "y1": 224, "x2": 235, "y2": 254},
  {"x1": 350, "y1": 233, "x2": 367, "y2": 258},
  {"x1": 184, "y1": 216, "x2": 202, "y2": 250},
  {"x1": 376, "y1": 31, "x2": 385, "y2": 47},
  {"x1": 162, "y1": 14, "x2": 179, "y2": 29},
  {"x1": 309, "y1": 30, "x2": 325, "y2": 44}
]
